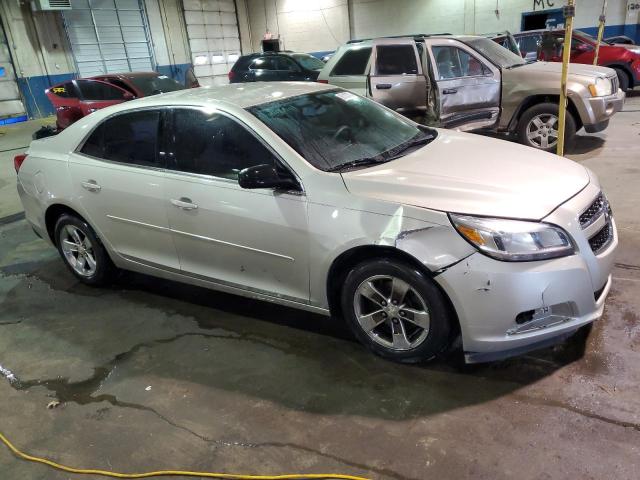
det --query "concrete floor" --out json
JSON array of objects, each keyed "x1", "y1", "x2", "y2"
[{"x1": 0, "y1": 98, "x2": 639, "y2": 480}]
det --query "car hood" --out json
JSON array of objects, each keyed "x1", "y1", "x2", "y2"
[
  {"x1": 341, "y1": 130, "x2": 590, "y2": 220},
  {"x1": 512, "y1": 61, "x2": 614, "y2": 79}
]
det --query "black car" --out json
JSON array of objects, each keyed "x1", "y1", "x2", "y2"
[{"x1": 228, "y1": 52, "x2": 325, "y2": 83}]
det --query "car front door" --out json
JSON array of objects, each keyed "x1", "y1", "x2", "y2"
[
  {"x1": 426, "y1": 39, "x2": 500, "y2": 130},
  {"x1": 369, "y1": 39, "x2": 428, "y2": 112},
  {"x1": 75, "y1": 79, "x2": 132, "y2": 117},
  {"x1": 68, "y1": 109, "x2": 179, "y2": 269},
  {"x1": 162, "y1": 107, "x2": 310, "y2": 302}
]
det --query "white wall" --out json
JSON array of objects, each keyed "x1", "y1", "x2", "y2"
[
  {"x1": 246, "y1": 0, "x2": 349, "y2": 52},
  {"x1": 145, "y1": 0, "x2": 192, "y2": 67}
]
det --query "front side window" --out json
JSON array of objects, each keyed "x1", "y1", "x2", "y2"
[
  {"x1": 376, "y1": 45, "x2": 418, "y2": 75},
  {"x1": 433, "y1": 46, "x2": 489, "y2": 79},
  {"x1": 127, "y1": 75, "x2": 184, "y2": 96},
  {"x1": 167, "y1": 108, "x2": 276, "y2": 180},
  {"x1": 76, "y1": 80, "x2": 130, "y2": 101},
  {"x1": 330, "y1": 47, "x2": 372, "y2": 76},
  {"x1": 276, "y1": 56, "x2": 300, "y2": 71},
  {"x1": 248, "y1": 90, "x2": 435, "y2": 172},
  {"x1": 80, "y1": 110, "x2": 161, "y2": 168},
  {"x1": 291, "y1": 53, "x2": 325, "y2": 71}
]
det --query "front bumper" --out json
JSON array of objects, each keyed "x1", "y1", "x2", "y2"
[
  {"x1": 581, "y1": 87, "x2": 625, "y2": 130},
  {"x1": 435, "y1": 182, "x2": 617, "y2": 363}
]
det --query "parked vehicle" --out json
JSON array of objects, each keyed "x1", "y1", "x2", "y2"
[
  {"x1": 318, "y1": 35, "x2": 625, "y2": 152},
  {"x1": 16, "y1": 82, "x2": 617, "y2": 364},
  {"x1": 605, "y1": 35, "x2": 635, "y2": 45},
  {"x1": 512, "y1": 29, "x2": 640, "y2": 91},
  {"x1": 46, "y1": 72, "x2": 186, "y2": 131},
  {"x1": 228, "y1": 51, "x2": 325, "y2": 83}
]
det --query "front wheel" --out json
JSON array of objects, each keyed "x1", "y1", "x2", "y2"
[
  {"x1": 341, "y1": 258, "x2": 452, "y2": 363},
  {"x1": 516, "y1": 102, "x2": 576, "y2": 153}
]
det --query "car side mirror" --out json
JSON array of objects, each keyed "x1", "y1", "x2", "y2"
[
  {"x1": 573, "y1": 43, "x2": 592, "y2": 53},
  {"x1": 238, "y1": 164, "x2": 300, "y2": 191}
]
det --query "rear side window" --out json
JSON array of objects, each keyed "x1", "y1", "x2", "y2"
[
  {"x1": 250, "y1": 57, "x2": 278, "y2": 70},
  {"x1": 376, "y1": 45, "x2": 418, "y2": 75},
  {"x1": 76, "y1": 80, "x2": 129, "y2": 101},
  {"x1": 80, "y1": 110, "x2": 161, "y2": 168},
  {"x1": 167, "y1": 108, "x2": 276, "y2": 180},
  {"x1": 331, "y1": 47, "x2": 372, "y2": 76},
  {"x1": 50, "y1": 82, "x2": 77, "y2": 98}
]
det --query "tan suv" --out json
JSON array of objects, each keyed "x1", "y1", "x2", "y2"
[{"x1": 318, "y1": 35, "x2": 625, "y2": 151}]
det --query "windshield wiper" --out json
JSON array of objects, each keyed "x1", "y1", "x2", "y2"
[
  {"x1": 385, "y1": 133, "x2": 435, "y2": 160},
  {"x1": 326, "y1": 156, "x2": 387, "y2": 172}
]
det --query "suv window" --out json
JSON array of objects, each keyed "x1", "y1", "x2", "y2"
[
  {"x1": 516, "y1": 34, "x2": 540, "y2": 56},
  {"x1": 51, "y1": 81, "x2": 77, "y2": 98},
  {"x1": 276, "y1": 56, "x2": 300, "y2": 71},
  {"x1": 76, "y1": 80, "x2": 129, "y2": 101},
  {"x1": 168, "y1": 109, "x2": 276, "y2": 180},
  {"x1": 80, "y1": 110, "x2": 161, "y2": 168},
  {"x1": 376, "y1": 45, "x2": 418, "y2": 75},
  {"x1": 432, "y1": 46, "x2": 489, "y2": 79},
  {"x1": 250, "y1": 57, "x2": 278, "y2": 70},
  {"x1": 331, "y1": 47, "x2": 372, "y2": 76}
]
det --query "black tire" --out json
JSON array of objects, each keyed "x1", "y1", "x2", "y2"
[
  {"x1": 341, "y1": 258, "x2": 452, "y2": 363},
  {"x1": 516, "y1": 102, "x2": 576, "y2": 153},
  {"x1": 54, "y1": 213, "x2": 116, "y2": 286},
  {"x1": 612, "y1": 68, "x2": 629, "y2": 92}
]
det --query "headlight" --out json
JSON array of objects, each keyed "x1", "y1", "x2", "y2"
[
  {"x1": 588, "y1": 76, "x2": 613, "y2": 96},
  {"x1": 449, "y1": 214, "x2": 574, "y2": 262}
]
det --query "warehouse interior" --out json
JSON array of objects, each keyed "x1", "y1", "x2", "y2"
[{"x1": 1, "y1": 0, "x2": 640, "y2": 479}]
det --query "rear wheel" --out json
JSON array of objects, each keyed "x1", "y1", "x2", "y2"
[
  {"x1": 341, "y1": 258, "x2": 452, "y2": 363},
  {"x1": 612, "y1": 68, "x2": 629, "y2": 92},
  {"x1": 54, "y1": 214, "x2": 116, "y2": 286},
  {"x1": 517, "y1": 102, "x2": 576, "y2": 153}
]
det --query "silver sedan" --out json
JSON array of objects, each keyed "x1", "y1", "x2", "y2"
[{"x1": 16, "y1": 82, "x2": 617, "y2": 363}]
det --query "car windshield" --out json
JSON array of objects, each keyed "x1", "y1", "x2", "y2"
[
  {"x1": 127, "y1": 75, "x2": 185, "y2": 96},
  {"x1": 291, "y1": 53, "x2": 325, "y2": 71},
  {"x1": 248, "y1": 90, "x2": 436, "y2": 172},
  {"x1": 466, "y1": 37, "x2": 526, "y2": 68}
]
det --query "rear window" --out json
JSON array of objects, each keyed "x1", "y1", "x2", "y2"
[
  {"x1": 50, "y1": 82, "x2": 77, "y2": 98},
  {"x1": 331, "y1": 47, "x2": 372, "y2": 76},
  {"x1": 376, "y1": 45, "x2": 418, "y2": 75}
]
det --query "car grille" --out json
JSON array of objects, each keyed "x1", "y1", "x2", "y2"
[
  {"x1": 579, "y1": 193, "x2": 606, "y2": 228},
  {"x1": 580, "y1": 192, "x2": 614, "y2": 255},
  {"x1": 611, "y1": 75, "x2": 619, "y2": 93}
]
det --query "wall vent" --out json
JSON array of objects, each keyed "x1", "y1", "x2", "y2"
[{"x1": 31, "y1": 0, "x2": 73, "y2": 11}]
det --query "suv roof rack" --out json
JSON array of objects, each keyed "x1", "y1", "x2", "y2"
[{"x1": 347, "y1": 33, "x2": 451, "y2": 44}]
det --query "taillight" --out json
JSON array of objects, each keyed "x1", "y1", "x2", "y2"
[
  {"x1": 14, "y1": 154, "x2": 27, "y2": 174},
  {"x1": 317, "y1": 79, "x2": 328, "y2": 84},
  {"x1": 228, "y1": 70, "x2": 236, "y2": 81}
]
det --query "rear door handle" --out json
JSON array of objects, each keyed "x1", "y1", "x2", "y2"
[
  {"x1": 376, "y1": 83, "x2": 392, "y2": 90},
  {"x1": 171, "y1": 197, "x2": 198, "y2": 211},
  {"x1": 81, "y1": 180, "x2": 101, "y2": 192},
  {"x1": 442, "y1": 88, "x2": 458, "y2": 94}
]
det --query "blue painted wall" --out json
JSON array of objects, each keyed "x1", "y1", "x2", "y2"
[{"x1": 577, "y1": 24, "x2": 639, "y2": 45}]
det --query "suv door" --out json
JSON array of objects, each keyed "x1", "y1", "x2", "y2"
[
  {"x1": 68, "y1": 109, "x2": 179, "y2": 269},
  {"x1": 75, "y1": 79, "x2": 132, "y2": 116},
  {"x1": 162, "y1": 107, "x2": 310, "y2": 302},
  {"x1": 426, "y1": 39, "x2": 500, "y2": 130},
  {"x1": 325, "y1": 44, "x2": 372, "y2": 96},
  {"x1": 370, "y1": 39, "x2": 427, "y2": 112}
]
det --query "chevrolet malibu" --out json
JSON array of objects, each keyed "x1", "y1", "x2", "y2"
[{"x1": 15, "y1": 82, "x2": 617, "y2": 363}]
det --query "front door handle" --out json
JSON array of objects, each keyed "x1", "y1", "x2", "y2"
[
  {"x1": 171, "y1": 197, "x2": 198, "y2": 211},
  {"x1": 81, "y1": 180, "x2": 101, "y2": 192},
  {"x1": 442, "y1": 88, "x2": 458, "y2": 94},
  {"x1": 376, "y1": 83, "x2": 392, "y2": 90}
]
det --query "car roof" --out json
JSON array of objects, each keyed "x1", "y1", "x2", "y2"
[
  {"x1": 345, "y1": 34, "x2": 483, "y2": 46},
  {"x1": 90, "y1": 71, "x2": 160, "y2": 79},
  {"x1": 107, "y1": 81, "x2": 336, "y2": 110}
]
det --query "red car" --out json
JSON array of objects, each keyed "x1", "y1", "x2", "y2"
[
  {"x1": 46, "y1": 72, "x2": 188, "y2": 131},
  {"x1": 511, "y1": 29, "x2": 640, "y2": 91}
]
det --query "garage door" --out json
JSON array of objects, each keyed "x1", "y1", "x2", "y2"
[
  {"x1": 63, "y1": 0, "x2": 154, "y2": 78},
  {"x1": 183, "y1": 0, "x2": 241, "y2": 87},
  {"x1": 0, "y1": 23, "x2": 26, "y2": 122}
]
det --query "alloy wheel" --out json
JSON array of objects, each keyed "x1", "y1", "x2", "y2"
[
  {"x1": 353, "y1": 275, "x2": 430, "y2": 351},
  {"x1": 526, "y1": 113, "x2": 559, "y2": 149},
  {"x1": 59, "y1": 225, "x2": 97, "y2": 277}
]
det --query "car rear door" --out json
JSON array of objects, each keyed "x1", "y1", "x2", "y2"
[
  {"x1": 425, "y1": 38, "x2": 500, "y2": 131},
  {"x1": 369, "y1": 38, "x2": 428, "y2": 112},
  {"x1": 68, "y1": 109, "x2": 179, "y2": 269},
  {"x1": 75, "y1": 79, "x2": 132, "y2": 117},
  {"x1": 162, "y1": 107, "x2": 310, "y2": 302}
]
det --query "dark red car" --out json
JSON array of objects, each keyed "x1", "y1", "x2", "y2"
[
  {"x1": 511, "y1": 29, "x2": 640, "y2": 91},
  {"x1": 46, "y1": 72, "x2": 188, "y2": 131}
]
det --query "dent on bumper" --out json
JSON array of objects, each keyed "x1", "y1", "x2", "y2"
[
  {"x1": 582, "y1": 89, "x2": 625, "y2": 129},
  {"x1": 435, "y1": 250, "x2": 614, "y2": 363}
]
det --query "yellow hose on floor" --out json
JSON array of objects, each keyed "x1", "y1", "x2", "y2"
[{"x1": 0, "y1": 431, "x2": 371, "y2": 480}]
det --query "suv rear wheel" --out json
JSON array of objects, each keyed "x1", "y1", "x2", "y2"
[
  {"x1": 517, "y1": 102, "x2": 576, "y2": 153},
  {"x1": 341, "y1": 258, "x2": 452, "y2": 363}
]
